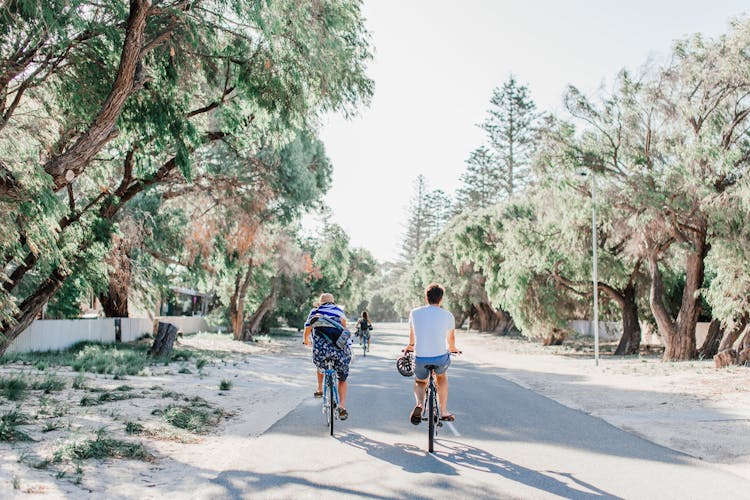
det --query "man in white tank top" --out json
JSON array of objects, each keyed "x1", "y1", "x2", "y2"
[{"x1": 404, "y1": 283, "x2": 460, "y2": 424}]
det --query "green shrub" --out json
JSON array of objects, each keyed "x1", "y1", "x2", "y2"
[
  {"x1": 161, "y1": 404, "x2": 222, "y2": 434},
  {"x1": 0, "y1": 376, "x2": 28, "y2": 400},
  {"x1": 219, "y1": 380, "x2": 232, "y2": 391},
  {"x1": 0, "y1": 409, "x2": 32, "y2": 442},
  {"x1": 53, "y1": 431, "x2": 152, "y2": 462},
  {"x1": 31, "y1": 374, "x2": 66, "y2": 393},
  {"x1": 195, "y1": 358, "x2": 208, "y2": 370},
  {"x1": 124, "y1": 422, "x2": 144, "y2": 435}
]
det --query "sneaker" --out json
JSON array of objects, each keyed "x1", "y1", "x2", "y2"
[
  {"x1": 337, "y1": 407, "x2": 348, "y2": 420},
  {"x1": 313, "y1": 391, "x2": 323, "y2": 398}
]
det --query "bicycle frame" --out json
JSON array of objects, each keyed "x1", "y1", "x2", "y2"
[{"x1": 322, "y1": 359, "x2": 339, "y2": 436}]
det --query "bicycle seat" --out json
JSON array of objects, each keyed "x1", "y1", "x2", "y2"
[{"x1": 424, "y1": 364, "x2": 439, "y2": 370}]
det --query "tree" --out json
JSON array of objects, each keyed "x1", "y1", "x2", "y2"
[
  {"x1": 401, "y1": 175, "x2": 430, "y2": 263},
  {"x1": 561, "y1": 20, "x2": 750, "y2": 360},
  {"x1": 455, "y1": 145, "x2": 500, "y2": 211},
  {"x1": 0, "y1": 0, "x2": 374, "y2": 354},
  {"x1": 481, "y1": 75, "x2": 537, "y2": 198}
]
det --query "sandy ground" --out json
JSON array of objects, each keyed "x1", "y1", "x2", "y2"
[
  {"x1": 459, "y1": 329, "x2": 750, "y2": 481},
  {"x1": 1, "y1": 326, "x2": 749, "y2": 496}
]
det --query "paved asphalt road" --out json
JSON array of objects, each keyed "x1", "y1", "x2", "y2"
[{"x1": 200, "y1": 324, "x2": 749, "y2": 499}]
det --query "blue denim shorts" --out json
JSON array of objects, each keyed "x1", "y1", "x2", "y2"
[{"x1": 414, "y1": 353, "x2": 451, "y2": 380}]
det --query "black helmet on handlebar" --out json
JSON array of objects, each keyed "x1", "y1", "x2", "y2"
[{"x1": 396, "y1": 351, "x2": 414, "y2": 377}]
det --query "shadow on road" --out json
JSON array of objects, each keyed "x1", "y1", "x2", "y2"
[{"x1": 434, "y1": 439, "x2": 622, "y2": 500}]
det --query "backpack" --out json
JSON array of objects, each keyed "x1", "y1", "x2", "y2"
[{"x1": 310, "y1": 314, "x2": 351, "y2": 350}]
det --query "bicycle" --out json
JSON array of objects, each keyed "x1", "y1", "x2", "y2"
[
  {"x1": 322, "y1": 357, "x2": 339, "y2": 436},
  {"x1": 416, "y1": 351, "x2": 460, "y2": 453},
  {"x1": 361, "y1": 330, "x2": 370, "y2": 356}
]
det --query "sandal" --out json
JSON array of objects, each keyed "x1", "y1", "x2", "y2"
[
  {"x1": 410, "y1": 406, "x2": 423, "y2": 425},
  {"x1": 313, "y1": 391, "x2": 323, "y2": 398},
  {"x1": 440, "y1": 414, "x2": 455, "y2": 422},
  {"x1": 337, "y1": 407, "x2": 348, "y2": 420}
]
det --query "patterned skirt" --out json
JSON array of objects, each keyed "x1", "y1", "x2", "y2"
[{"x1": 312, "y1": 333, "x2": 352, "y2": 381}]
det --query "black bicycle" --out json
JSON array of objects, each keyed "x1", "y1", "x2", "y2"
[{"x1": 419, "y1": 352, "x2": 460, "y2": 453}]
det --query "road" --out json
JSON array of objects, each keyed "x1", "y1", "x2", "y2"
[{"x1": 167, "y1": 324, "x2": 749, "y2": 499}]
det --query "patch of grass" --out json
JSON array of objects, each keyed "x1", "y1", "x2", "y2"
[
  {"x1": 159, "y1": 403, "x2": 222, "y2": 434},
  {"x1": 219, "y1": 380, "x2": 232, "y2": 391},
  {"x1": 0, "y1": 376, "x2": 28, "y2": 400},
  {"x1": 42, "y1": 420, "x2": 64, "y2": 433},
  {"x1": 80, "y1": 391, "x2": 137, "y2": 406},
  {"x1": 178, "y1": 367, "x2": 192, "y2": 374},
  {"x1": 35, "y1": 360, "x2": 48, "y2": 371},
  {"x1": 195, "y1": 358, "x2": 208, "y2": 370},
  {"x1": 124, "y1": 422, "x2": 144, "y2": 435},
  {"x1": 72, "y1": 371, "x2": 87, "y2": 390},
  {"x1": 53, "y1": 431, "x2": 152, "y2": 462},
  {"x1": 115, "y1": 385, "x2": 133, "y2": 392},
  {"x1": 31, "y1": 374, "x2": 66, "y2": 393},
  {"x1": 1, "y1": 341, "x2": 199, "y2": 375},
  {"x1": 0, "y1": 409, "x2": 32, "y2": 442}
]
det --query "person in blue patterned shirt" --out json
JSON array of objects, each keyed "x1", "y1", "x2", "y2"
[{"x1": 303, "y1": 293, "x2": 352, "y2": 420}]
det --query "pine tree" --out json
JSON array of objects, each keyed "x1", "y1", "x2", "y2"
[
  {"x1": 481, "y1": 75, "x2": 537, "y2": 197},
  {"x1": 425, "y1": 188, "x2": 453, "y2": 236},
  {"x1": 401, "y1": 175, "x2": 430, "y2": 262},
  {"x1": 455, "y1": 145, "x2": 499, "y2": 211}
]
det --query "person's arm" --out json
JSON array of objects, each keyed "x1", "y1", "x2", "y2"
[
  {"x1": 303, "y1": 325, "x2": 312, "y2": 345},
  {"x1": 405, "y1": 323, "x2": 416, "y2": 352},
  {"x1": 447, "y1": 328, "x2": 459, "y2": 353}
]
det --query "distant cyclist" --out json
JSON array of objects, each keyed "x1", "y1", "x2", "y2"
[
  {"x1": 356, "y1": 311, "x2": 372, "y2": 350},
  {"x1": 404, "y1": 283, "x2": 460, "y2": 424},
  {"x1": 303, "y1": 293, "x2": 351, "y2": 420}
]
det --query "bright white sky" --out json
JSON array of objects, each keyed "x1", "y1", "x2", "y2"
[{"x1": 312, "y1": 0, "x2": 748, "y2": 262}]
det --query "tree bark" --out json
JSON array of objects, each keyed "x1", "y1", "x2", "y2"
[
  {"x1": 647, "y1": 233, "x2": 705, "y2": 361},
  {"x1": 0, "y1": 266, "x2": 70, "y2": 355},
  {"x1": 697, "y1": 319, "x2": 722, "y2": 360},
  {"x1": 229, "y1": 258, "x2": 254, "y2": 340},
  {"x1": 149, "y1": 321, "x2": 179, "y2": 357},
  {"x1": 241, "y1": 279, "x2": 279, "y2": 341},
  {"x1": 43, "y1": 0, "x2": 152, "y2": 193},
  {"x1": 614, "y1": 283, "x2": 641, "y2": 355},
  {"x1": 99, "y1": 234, "x2": 133, "y2": 318}
]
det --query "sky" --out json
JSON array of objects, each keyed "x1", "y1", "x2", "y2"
[{"x1": 312, "y1": 0, "x2": 749, "y2": 262}]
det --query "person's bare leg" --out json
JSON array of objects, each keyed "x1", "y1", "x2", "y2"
[
  {"x1": 413, "y1": 379, "x2": 427, "y2": 407},
  {"x1": 316, "y1": 371, "x2": 323, "y2": 393},
  {"x1": 338, "y1": 380, "x2": 347, "y2": 408},
  {"x1": 436, "y1": 372, "x2": 449, "y2": 415}
]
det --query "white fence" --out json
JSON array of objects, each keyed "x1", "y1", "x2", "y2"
[{"x1": 6, "y1": 316, "x2": 209, "y2": 354}]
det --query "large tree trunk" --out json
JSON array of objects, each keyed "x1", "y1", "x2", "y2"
[
  {"x1": 0, "y1": 266, "x2": 69, "y2": 355},
  {"x1": 241, "y1": 279, "x2": 279, "y2": 341},
  {"x1": 99, "y1": 234, "x2": 133, "y2": 317},
  {"x1": 614, "y1": 283, "x2": 641, "y2": 355},
  {"x1": 697, "y1": 319, "x2": 722, "y2": 360},
  {"x1": 43, "y1": 0, "x2": 152, "y2": 193},
  {"x1": 469, "y1": 302, "x2": 515, "y2": 334},
  {"x1": 648, "y1": 231, "x2": 707, "y2": 361},
  {"x1": 229, "y1": 258, "x2": 254, "y2": 340}
]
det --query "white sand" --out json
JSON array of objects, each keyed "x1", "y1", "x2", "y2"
[{"x1": 1, "y1": 327, "x2": 749, "y2": 496}]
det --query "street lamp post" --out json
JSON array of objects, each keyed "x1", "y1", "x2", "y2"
[
  {"x1": 590, "y1": 173, "x2": 599, "y2": 366},
  {"x1": 578, "y1": 169, "x2": 600, "y2": 366}
]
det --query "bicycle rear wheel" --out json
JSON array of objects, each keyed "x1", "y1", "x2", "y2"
[
  {"x1": 428, "y1": 385, "x2": 436, "y2": 452},
  {"x1": 327, "y1": 376, "x2": 335, "y2": 436}
]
